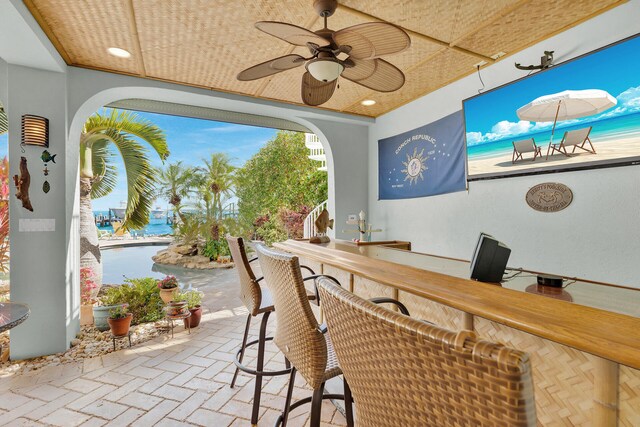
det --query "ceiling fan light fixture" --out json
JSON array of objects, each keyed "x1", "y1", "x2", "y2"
[
  {"x1": 361, "y1": 99, "x2": 376, "y2": 106},
  {"x1": 306, "y1": 58, "x2": 344, "y2": 82},
  {"x1": 107, "y1": 47, "x2": 131, "y2": 58}
]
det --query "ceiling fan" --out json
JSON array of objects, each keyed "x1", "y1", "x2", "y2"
[{"x1": 237, "y1": 0, "x2": 411, "y2": 106}]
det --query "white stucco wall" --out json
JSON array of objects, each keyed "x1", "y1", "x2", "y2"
[
  {"x1": 368, "y1": 1, "x2": 640, "y2": 287},
  {"x1": 7, "y1": 65, "x2": 72, "y2": 358}
]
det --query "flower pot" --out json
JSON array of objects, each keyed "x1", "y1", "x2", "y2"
[
  {"x1": 80, "y1": 304, "x2": 94, "y2": 326},
  {"x1": 93, "y1": 304, "x2": 126, "y2": 331},
  {"x1": 108, "y1": 313, "x2": 132, "y2": 337},
  {"x1": 166, "y1": 300, "x2": 188, "y2": 317},
  {"x1": 184, "y1": 306, "x2": 202, "y2": 328},
  {"x1": 160, "y1": 288, "x2": 178, "y2": 303}
]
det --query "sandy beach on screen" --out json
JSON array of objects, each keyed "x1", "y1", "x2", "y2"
[{"x1": 468, "y1": 134, "x2": 640, "y2": 177}]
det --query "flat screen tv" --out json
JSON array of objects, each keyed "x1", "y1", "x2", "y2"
[
  {"x1": 463, "y1": 33, "x2": 640, "y2": 181},
  {"x1": 470, "y1": 233, "x2": 511, "y2": 283}
]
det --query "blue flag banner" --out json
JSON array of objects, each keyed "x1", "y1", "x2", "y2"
[{"x1": 378, "y1": 111, "x2": 466, "y2": 200}]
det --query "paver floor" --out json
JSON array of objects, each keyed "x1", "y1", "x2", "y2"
[{"x1": 0, "y1": 265, "x2": 348, "y2": 427}]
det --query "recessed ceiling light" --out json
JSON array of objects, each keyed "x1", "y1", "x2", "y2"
[
  {"x1": 107, "y1": 47, "x2": 131, "y2": 58},
  {"x1": 361, "y1": 99, "x2": 376, "y2": 106}
]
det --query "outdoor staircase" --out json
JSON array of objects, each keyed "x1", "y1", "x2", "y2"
[
  {"x1": 303, "y1": 200, "x2": 328, "y2": 239},
  {"x1": 304, "y1": 133, "x2": 327, "y2": 171}
]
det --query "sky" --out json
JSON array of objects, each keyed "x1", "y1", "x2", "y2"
[
  {"x1": 0, "y1": 109, "x2": 278, "y2": 211},
  {"x1": 463, "y1": 34, "x2": 640, "y2": 146}
]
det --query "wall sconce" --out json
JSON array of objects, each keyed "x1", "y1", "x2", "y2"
[{"x1": 21, "y1": 114, "x2": 49, "y2": 148}]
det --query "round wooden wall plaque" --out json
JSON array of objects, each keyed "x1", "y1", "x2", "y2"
[{"x1": 526, "y1": 183, "x2": 573, "y2": 212}]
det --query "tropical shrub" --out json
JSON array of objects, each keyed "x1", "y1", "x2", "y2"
[
  {"x1": 175, "y1": 214, "x2": 203, "y2": 245},
  {"x1": 202, "y1": 238, "x2": 230, "y2": 260},
  {"x1": 279, "y1": 206, "x2": 311, "y2": 239},
  {"x1": 102, "y1": 277, "x2": 164, "y2": 325},
  {"x1": 235, "y1": 131, "x2": 327, "y2": 243}
]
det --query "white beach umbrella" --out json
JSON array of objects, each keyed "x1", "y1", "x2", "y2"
[{"x1": 516, "y1": 89, "x2": 617, "y2": 157}]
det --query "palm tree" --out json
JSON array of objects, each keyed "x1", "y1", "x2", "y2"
[
  {"x1": 156, "y1": 162, "x2": 196, "y2": 223},
  {"x1": 201, "y1": 153, "x2": 235, "y2": 240},
  {"x1": 80, "y1": 109, "x2": 169, "y2": 285}
]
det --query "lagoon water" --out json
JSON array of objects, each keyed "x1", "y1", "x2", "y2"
[
  {"x1": 94, "y1": 211, "x2": 174, "y2": 235},
  {"x1": 101, "y1": 245, "x2": 219, "y2": 288},
  {"x1": 467, "y1": 111, "x2": 640, "y2": 160}
]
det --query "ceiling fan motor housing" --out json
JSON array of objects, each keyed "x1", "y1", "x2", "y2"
[{"x1": 314, "y1": 0, "x2": 338, "y2": 17}]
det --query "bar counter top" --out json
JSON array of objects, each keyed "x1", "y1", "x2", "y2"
[{"x1": 274, "y1": 239, "x2": 640, "y2": 369}]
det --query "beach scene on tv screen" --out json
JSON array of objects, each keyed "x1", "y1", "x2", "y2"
[{"x1": 464, "y1": 35, "x2": 640, "y2": 179}]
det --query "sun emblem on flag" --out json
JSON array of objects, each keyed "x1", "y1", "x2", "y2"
[{"x1": 401, "y1": 147, "x2": 428, "y2": 185}]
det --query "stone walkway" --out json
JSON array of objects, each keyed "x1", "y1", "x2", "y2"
[{"x1": 0, "y1": 267, "x2": 348, "y2": 427}]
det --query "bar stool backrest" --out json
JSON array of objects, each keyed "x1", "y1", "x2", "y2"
[
  {"x1": 226, "y1": 236, "x2": 262, "y2": 316},
  {"x1": 317, "y1": 277, "x2": 537, "y2": 427},
  {"x1": 256, "y1": 244, "x2": 328, "y2": 389}
]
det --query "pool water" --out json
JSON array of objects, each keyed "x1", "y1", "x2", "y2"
[{"x1": 101, "y1": 245, "x2": 220, "y2": 288}]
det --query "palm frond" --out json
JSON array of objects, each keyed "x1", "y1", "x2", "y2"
[
  {"x1": 90, "y1": 140, "x2": 118, "y2": 199},
  {"x1": 107, "y1": 130, "x2": 158, "y2": 230},
  {"x1": 82, "y1": 109, "x2": 169, "y2": 229}
]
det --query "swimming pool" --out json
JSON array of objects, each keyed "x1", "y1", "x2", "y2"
[{"x1": 101, "y1": 245, "x2": 220, "y2": 288}]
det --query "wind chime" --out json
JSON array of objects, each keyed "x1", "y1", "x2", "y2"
[{"x1": 40, "y1": 149, "x2": 56, "y2": 193}]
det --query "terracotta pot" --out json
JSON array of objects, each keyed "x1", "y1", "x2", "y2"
[
  {"x1": 93, "y1": 304, "x2": 126, "y2": 331},
  {"x1": 160, "y1": 288, "x2": 178, "y2": 303},
  {"x1": 107, "y1": 313, "x2": 132, "y2": 337},
  {"x1": 184, "y1": 306, "x2": 202, "y2": 328},
  {"x1": 80, "y1": 304, "x2": 94, "y2": 326}
]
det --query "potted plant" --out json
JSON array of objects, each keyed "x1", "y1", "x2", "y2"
[
  {"x1": 165, "y1": 300, "x2": 188, "y2": 317},
  {"x1": 93, "y1": 291, "x2": 126, "y2": 332},
  {"x1": 107, "y1": 305, "x2": 132, "y2": 337},
  {"x1": 178, "y1": 289, "x2": 204, "y2": 328},
  {"x1": 157, "y1": 275, "x2": 179, "y2": 303},
  {"x1": 80, "y1": 267, "x2": 99, "y2": 326}
]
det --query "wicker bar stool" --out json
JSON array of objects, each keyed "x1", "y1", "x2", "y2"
[
  {"x1": 317, "y1": 277, "x2": 537, "y2": 427},
  {"x1": 255, "y1": 244, "x2": 355, "y2": 427},
  {"x1": 226, "y1": 236, "x2": 316, "y2": 425}
]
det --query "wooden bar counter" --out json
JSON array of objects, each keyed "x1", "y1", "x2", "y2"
[{"x1": 274, "y1": 239, "x2": 640, "y2": 426}]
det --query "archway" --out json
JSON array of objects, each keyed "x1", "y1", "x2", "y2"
[{"x1": 67, "y1": 82, "x2": 340, "y2": 329}]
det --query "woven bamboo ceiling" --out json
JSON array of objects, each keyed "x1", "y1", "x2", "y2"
[{"x1": 25, "y1": 0, "x2": 623, "y2": 118}]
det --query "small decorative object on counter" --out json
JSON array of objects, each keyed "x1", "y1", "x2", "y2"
[
  {"x1": 13, "y1": 157, "x2": 33, "y2": 211},
  {"x1": 309, "y1": 208, "x2": 333, "y2": 244},
  {"x1": 157, "y1": 275, "x2": 179, "y2": 303},
  {"x1": 343, "y1": 210, "x2": 382, "y2": 242}
]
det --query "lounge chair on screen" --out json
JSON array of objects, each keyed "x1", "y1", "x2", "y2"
[
  {"x1": 547, "y1": 126, "x2": 595, "y2": 159},
  {"x1": 512, "y1": 138, "x2": 542, "y2": 163}
]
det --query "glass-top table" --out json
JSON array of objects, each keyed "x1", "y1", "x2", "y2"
[{"x1": 0, "y1": 302, "x2": 30, "y2": 333}]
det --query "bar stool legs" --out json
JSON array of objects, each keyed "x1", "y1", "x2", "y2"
[
  {"x1": 277, "y1": 361, "x2": 354, "y2": 427},
  {"x1": 231, "y1": 313, "x2": 252, "y2": 388},
  {"x1": 232, "y1": 310, "x2": 290, "y2": 425}
]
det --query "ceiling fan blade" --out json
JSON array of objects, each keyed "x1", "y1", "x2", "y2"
[
  {"x1": 237, "y1": 54, "x2": 305, "y2": 81},
  {"x1": 333, "y1": 22, "x2": 411, "y2": 60},
  {"x1": 301, "y1": 72, "x2": 337, "y2": 106},
  {"x1": 341, "y1": 58, "x2": 405, "y2": 92},
  {"x1": 255, "y1": 21, "x2": 330, "y2": 47}
]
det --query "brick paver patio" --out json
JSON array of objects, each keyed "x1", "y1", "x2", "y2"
[{"x1": 0, "y1": 297, "x2": 348, "y2": 426}]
